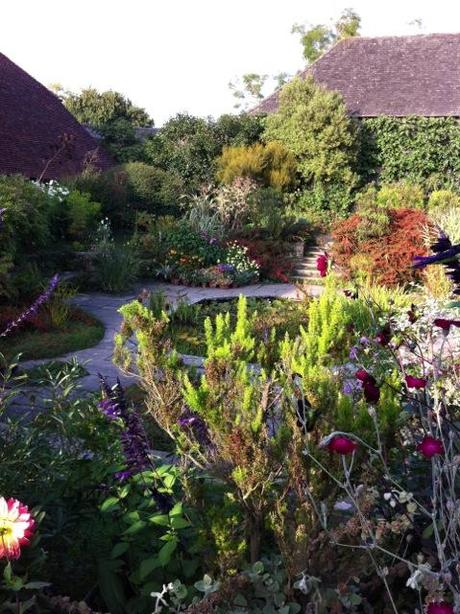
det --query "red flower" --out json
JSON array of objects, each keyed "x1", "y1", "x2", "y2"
[
  {"x1": 418, "y1": 436, "x2": 444, "y2": 459},
  {"x1": 355, "y1": 369, "x2": 380, "y2": 403},
  {"x1": 405, "y1": 375, "x2": 428, "y2": 389},
  {"x1": 433, "y1": 318, "x2": 460, "y2": 332},
  {"x1": 328, "y1": 435, "x2": 358, "y2": 455},
  {"x1": 355, "y1": 369, "x2": 373, "y2": 383},
  {"x1": 427, "y1": 602, "x2": 454, "y2": 614},
  {"x1": 316, "y1": 253, "x2": 329, "y2": 278},
  {"x1": 376, "y1": 326, "x2": 391, "y2": 346},
  {"x1": 407, "y1": 305, "x2": 418, "y2": 324},
  {"x1": 362, "y1": 380, "x2": 380, "y2": 404}
]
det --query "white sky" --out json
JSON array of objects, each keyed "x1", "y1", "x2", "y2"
[{"x1": 1, "y1": 0, "x2": 460, "y2": 125}]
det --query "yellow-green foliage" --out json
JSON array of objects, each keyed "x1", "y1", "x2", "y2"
[
  {"x1": 377, "y1": 181, "x2": 425, "y2": 210},
  {"x1": 427, "y1": 189, "x2": 460, "y2": 211},
  {"x1": 216, "y1": 142, "x2": 297, "y2": 190}
]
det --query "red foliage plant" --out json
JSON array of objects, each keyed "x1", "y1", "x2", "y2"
[
  {"x1": 332, "y1": 208, "x2": 430, "y2": 286},
  {"x1": 236, "y1": 239, "x2": 294, "y2": 282}
]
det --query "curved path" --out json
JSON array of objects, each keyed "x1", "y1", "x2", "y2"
[{"x1": 11, "y1": 282, "x2": 321, "y2": 415}]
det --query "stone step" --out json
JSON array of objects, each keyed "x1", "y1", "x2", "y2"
[{"x1": 290, "y1": 275, "x2": 324, "y2": 283}]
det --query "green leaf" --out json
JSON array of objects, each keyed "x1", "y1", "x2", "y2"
[
  {"x1": 422, "y1": 523, "x2": 434, "y2": 539},
  {"x1": 111, "y1": 542, "x2": 130, "y2": 558},
  {"x1": 101, "y1": 497, "x2": 120, "y2": 513},
  {"x1": 3, "y1": 562, "x2": 12, "y2": 582},
  {"x1": 158, "y1": 538, "x2": 178, "y2": 566},
  {"x1": 163, "y1": 474, "x2": 176, "y2": 489},
  {"x1": 149, "y1": 514, "x2": 170, "y2": 526},
  {"x1": 139, "y1": 556, "x2": 161, "y2": 579},
  {"x1": 233, "y1": 593, "x2": 248, "y2": 607},
  {"x1": 23, "y1": 581, "x2": 51, "y2": 590},
  {"x1": 170, "y1": 516, "x2": 190, "y2": 530},
  {"x1": 252, "y1": 561, "x2": 264, "y2": 574},
  {"x1": 169, "y1": 502, "x2": 183, "y2": 517},
  {"x1": 123, "y1": 520, "x2": 147, "y2": 535}
]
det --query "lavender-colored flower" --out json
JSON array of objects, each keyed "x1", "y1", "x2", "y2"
[
  {"x1": 0, "y1": 274, "x2": 59, "y2": 338},
  {"x1": 349, "y1": 346, "x2": 359, "y2": 360},
  {"x1": 217, "y1": 263, "x2": 235, "y2": 274},
  {"x1": 342, "y1": 380, "x2": 359, "y2": 396},
  {"x1": 178, "y1": 408, "x2": 211, "y2": 446},
  {"x1": 98, "y1": 376, "x2": 172, "y2": 512}
]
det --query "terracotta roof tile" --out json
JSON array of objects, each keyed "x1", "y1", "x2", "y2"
[
  {"x1": 0, "y1": 52, "x2": 113, "y2": 179},
  {"x1": 253, "y1": 33, "x2": 460, "y2": 117}
]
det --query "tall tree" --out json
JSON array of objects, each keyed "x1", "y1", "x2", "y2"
[
  {"x1": 64, "y1": 87, "x2": 152, "y2": 129},
  {"x1": 292, "y1": 8, "x2": 361, "y2": 64},
  {"x1": 63, "y1": 87, "x2": 153, "y2": 162}
]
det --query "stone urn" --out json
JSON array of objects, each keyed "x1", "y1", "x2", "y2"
[{"x1": 290, "y1": 241, "x2": 305, "y2": 259}]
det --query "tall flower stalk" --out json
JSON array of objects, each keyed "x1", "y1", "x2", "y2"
[
  {"x1": 98, "y1": 377, "x2": 172, "y2": 512},
  {"x1": 0, "y1": 274, "x2": 59, "y2": 338}
]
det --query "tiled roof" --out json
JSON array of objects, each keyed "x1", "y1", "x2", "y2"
[
  {"x1": 253, "y1": 33, "x2": 460, "y2": 117},
  {"x1": 0, "y1": 52, "x2": 113, "y2": 179}
]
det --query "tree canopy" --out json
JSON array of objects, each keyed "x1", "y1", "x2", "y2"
[
  {"x1": 263, "y1": 76, "x2": 358, "y2": 189},
  {"x1": 292, "y1": 8, "x2": 361, "y2": 64}
]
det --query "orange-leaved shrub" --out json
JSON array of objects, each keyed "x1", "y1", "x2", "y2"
[{"x1": 332, "y1": 208, "x2": 430, "y2": 286}]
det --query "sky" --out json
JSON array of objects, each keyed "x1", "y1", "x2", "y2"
[{"x1": 1, "y1": 0, "x2": 460, "y2": 125}]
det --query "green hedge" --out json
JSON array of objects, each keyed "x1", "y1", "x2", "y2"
[{"x1": 359, "y1": 116, "x2": 460, "y2": 188}]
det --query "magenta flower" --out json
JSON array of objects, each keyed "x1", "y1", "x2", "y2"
[
  {"x1": 316, "y1": 253, "x2": 329, "y2": 278},
  {"x1": 375, "y1": 326, "x2": 391, "y2": 346},
  {"x1": 434, "y1": 318, "x2": 460, "y2": 333},
  {"x1": 328, "y1": 435, "x2": 358, "y2": 455},
  {"x1": 405, "y1": 375, "x2": 427, "y2": 389},
  {"x1": 355, "y1": 369, "x2": 380, "y2": 404},
  {"x1": 418, "y1": 436, "x2": 444, "y2": 459},
  {"x1": 355, "y1": 369, "x2": 372, "y2": 382},
  {"x1": 427, "y1": 602, "x2": 454, "y2": 614}
]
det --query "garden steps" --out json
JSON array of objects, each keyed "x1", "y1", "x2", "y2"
[{"x1": 289, "y1": 234, "x2": 333, "y2": 282}]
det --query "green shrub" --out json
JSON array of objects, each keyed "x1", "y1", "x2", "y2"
[
  {"x1": 216, "y1": 142, "x2": 297, "y2": 189},
  {"x1": 263, "y1": 77, "x2": 358, "y2": 191},
  {"x1": 294, "y1": 183, "x2": 354, "y2": 220},
  {"x1": 72, "y1": 167, "x2": 131, "y2": 229},
  {"x1": 92, "y1": 220, "x2": 140, "y2": 292},
  {"x1": 0, "y1": 175, "x2": 52, "y2": 257},
  {"x1": 377, "y1": 181, "x2": 424, "y2": 210},
  {"x1": 122, "y1": 161, "x2": 183, "y2": 213},
  {"x1": 65, "y1": 190, "x2": 101, "y2": 243}
]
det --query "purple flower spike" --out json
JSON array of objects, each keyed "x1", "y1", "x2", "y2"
[{"x1": 0, "y1": 274, "x2": 59, "y2": 338}]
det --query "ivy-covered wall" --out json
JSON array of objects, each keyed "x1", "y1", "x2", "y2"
[{"x1": 358, "y1": 116, "x2": 460, "y2": 189}]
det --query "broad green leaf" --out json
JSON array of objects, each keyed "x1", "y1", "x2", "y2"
[
  {"x1": 123, "y1": 520, "x2": 147, "y2": 535},
  {"x1": 158, "y1": 538, "x2": 178, "y2": 566},
  {"x1": 139, "y1": 556, "x2": 161, "y2": 579},
  {"x1": 100, "y1": 497, "x2": 120, "y2": 513},
  {"x1": 111, "y1": 542, "x2": 130, "y2": 558}
]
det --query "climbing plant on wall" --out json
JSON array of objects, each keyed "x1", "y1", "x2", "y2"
[{"x1": 359, "y1": 116, "x2": 460, "y2": 189}]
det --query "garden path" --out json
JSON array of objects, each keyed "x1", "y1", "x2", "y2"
[{"x1": 10, "y1": 281, "x2": 323, "y2": 416}]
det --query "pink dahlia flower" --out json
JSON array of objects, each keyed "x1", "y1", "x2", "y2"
[{"x1": 0, "y1": 497, "x2": 35, "y2": 559}]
